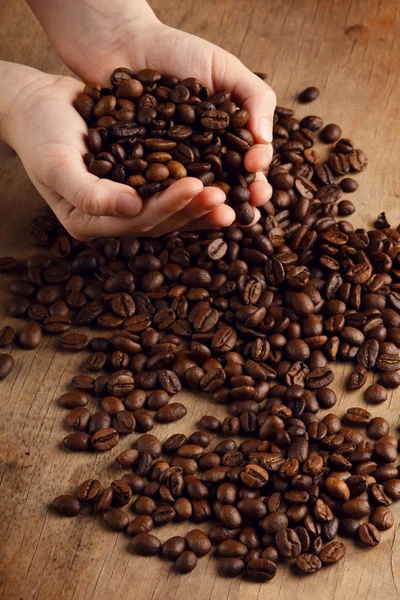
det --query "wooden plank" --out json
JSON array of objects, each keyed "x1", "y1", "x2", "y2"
[{"x1": 0, "y1": 0, "x2": 400, "y2": 598}]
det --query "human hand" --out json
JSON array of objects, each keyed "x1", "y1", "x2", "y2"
[
  {"x1": 26, "y1": 1, "x2": 276, "y2": 235},
  {"x1": 3, "y1": 66, "x2": 236, "y2": 240}
]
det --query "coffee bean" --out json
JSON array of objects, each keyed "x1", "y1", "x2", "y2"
[
  {"x1": 295, "y1": 553, "x2": 322, "y2": 573},
  {"x1": 52, "y1": 495, "x2": 81, "y2": 516},
  {"x1": 275, "y1": 528, "x2": 301, "y2": 558},
  {"x1": 91, "y1": 428, "x2": 119, "y2": 451},
  {"x1": 319, "y1": 541, "x2": 347, "y2": 564},
  {"x1": 59, "y1": 392, "x2": 89, "y2": 409},
  {"x1": 371, "y1": 506, "x2": 394, "y2": 531},
  {"x1": 320, "y1": 124, "x2": 342, "y2": 143},
  {"x1": 365, "y1": 384, "x2": 388, "y2": 404},
  {"x1": 246, "y1": 558, "x2": 276, "y2": 582},
  {"x1": 61, "y1": 332, "x2": 89, "y2": 351},
  {"x1": 0, "y1": 354, "x2": 14, "y2": 380},
  {"x1": 175, "y1": 550, "x2": 198, "y2": 573},
  {"x1": 76, "y1": 479, "x2": 102, "y2": 502},
  {"x1": 344, "y1": 407, "x2": 372, "y2": 425},
  {"x1": 299, "y1": 87, "x2": 319, "y2": 103},
  {"x1": 130, "y1": 533, "x2": 161, "y2": 556},
  {"x1": 162, "y1": 536, "x2": 186, "y2": 560},
  {"x1": 63, "y1": 432, "x2": 91, "y2": 451},
  {"x1": 102, "y1": 508, "x2": 129, "y2": 531},
  {"x1": 65, "y1": 407, "x2": 91, "y2": 430},
  {"x1": 0, "y1": 326, "x2": 15, "y2": 347},
  {"x1": 185, "y1": 529, "x2": 211, "y2": 556},
  {"x1": 19, "y1": 323, "x2": 42, "y2": 349}
]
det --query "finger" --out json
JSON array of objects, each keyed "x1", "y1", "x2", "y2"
[
  {"x1": 249, "y1": 175, "x2": 273, "y2": 207},
  {"x1": 179, "y1": 205, "x2": 236, "y2": 231},
  {"x1": 46, "y1": 178, "x2": 206, "y2": 239},
  {"x1": 39, "y1": 142, "x2": 144, "y2": 217},
  {"x1": 244, "y1": 143, "x2": 274, "y2": 173},
  {"x1": 118, "y1": 177, "x2": 205, "y2": 232},
  {"x1": 148, "y1": 186, "x2": 226, "y2": 237}
]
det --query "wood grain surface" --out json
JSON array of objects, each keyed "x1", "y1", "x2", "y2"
[{"x1": 1, "y1": 1, "x2": 400, "y2": 598}]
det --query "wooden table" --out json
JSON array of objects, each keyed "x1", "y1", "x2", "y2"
[{"x1": 0, "y1": 0, "x2": 400, "y2": 598}]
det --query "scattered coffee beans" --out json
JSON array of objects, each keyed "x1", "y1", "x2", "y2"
[{"x1": 2, "y1": 76, "x2": 398, "y2": 583}]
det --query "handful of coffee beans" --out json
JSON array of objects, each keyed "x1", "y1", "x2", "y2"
[
  {"x1": 76, "y1": 67, "x2": 258, "y2": 225},
  {"x1": 2, "y1": 72, "x2": 399, "y2": 582}
]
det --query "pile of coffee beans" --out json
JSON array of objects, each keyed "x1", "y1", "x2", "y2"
[
  {"x1": 75, "y1": 67, "x2": 262, "y2": 225},
  {"x1": 1, "y1": 71, "x2": 399, "y2": 581},
  {"x1": 52, "y1": 407, "x2": 399, "y2": 578}
]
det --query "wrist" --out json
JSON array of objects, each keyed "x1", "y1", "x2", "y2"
[
  {"x1": 0, "y1": 62, "x2": 50, "y2": 149},
  {"x1": 27, "y1": 0, "x2": 160, "y2": 81}
]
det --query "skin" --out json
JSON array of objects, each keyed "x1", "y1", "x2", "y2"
[{"x1": 0, "y1": 0, "x2": 276, "y2": 240}]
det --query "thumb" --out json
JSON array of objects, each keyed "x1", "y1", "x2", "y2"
[
  {"x1": 210, "y1": 47, "x2": 276, "y2": 171},
  {"x1": 39, "y1": 142, "x2": 143, "y2": 217}
]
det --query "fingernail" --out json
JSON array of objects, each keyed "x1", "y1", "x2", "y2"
[
  {"x1": 116, "y1": 193, "x2": 142, "y2": 217},
  {"x1": 258, "y1": 117, "x2": 273, "y2": 143}
]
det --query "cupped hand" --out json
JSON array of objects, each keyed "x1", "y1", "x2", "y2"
[
  {"x1": 7, "y1": 70, "x2": 236, "y2": 240},
  {"x1": 8, "y1": 22, "x2": 276, "y2": 240},
  {"x1": 76, "y1": 21, "x2": 277, "y2": 231}
]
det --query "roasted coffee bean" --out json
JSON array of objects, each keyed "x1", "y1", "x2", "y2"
[
  {"x1": 52, "y1": 495, "x2": 81, "y2": 517},
  {"x1": 186, "y1": 529, "x2": 212, "y2": 556},
  {"x1": 102, "y1": 508, "x2": 129, "y2": 531},
  {"x1": 295, "y1": 553, "x2": 322, "y2": 573},
  {"x1": 91, "y1": 428, "x2": 119, "y2": 451},
  {"x1": 131, "y1": 533, "x2": 161, "y2": 556},
  {"x1": 76, "y1": 479, "x2": 102, "y2": 502},
  {"x1": 218, "y1": 557, "x2": 245, "y2": 577},
  {"x1": 365, "y1": 384, "x2": 388, "y2": 404},
  {"x1": 162, "y1": 536, "x2": 187, "y2": 560},
  {"x1": 19, "y1": 323, "x2": 42, "y2": 349},
  {"x1": 0, "y1": 354, "x2": 14, "y2": 380},
  {"x1": 62, "y1": 432, "x2": 91, "y2": 451},
  {"x1": 371, "y1": 506, "x2": 394, "y2": 531},
  {"x1": 246, "y1": 558, "x2": 276, "y2": 582},
  {"x1": 59, "y1": 392, "x2": 89, "y2": 409},
  {"x1": 358, "y1": 523, "x2": 381, "y2": 547},
  {"x1": 319, "y1": 541, "x2": 347, "y2": 564},
  {"x1": 320, "y1": 124, "x2": 342, "y2": 143},
  {"x1": 0, "y1": 326, "x2": 15, "y2": 347},
  {"x1": 275, "y1": 528, "x2": 301, "y2": 558},
  {"x1": 61, "y1": 332, "x2": 89, "y2": 351},
  {"x1": 175, "y1": 550, "x2": 198, "y2": 573},
  {"x1": 65, "y1": 407, "x2": 91, "y2": 430},
  {"x1": 299, "y1": 87, "x2": 319, "y2": 103}
]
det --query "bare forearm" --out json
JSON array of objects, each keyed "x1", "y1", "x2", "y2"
[{"x1": 26, "y1": 0, "x2": 158, "y2": 78}]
